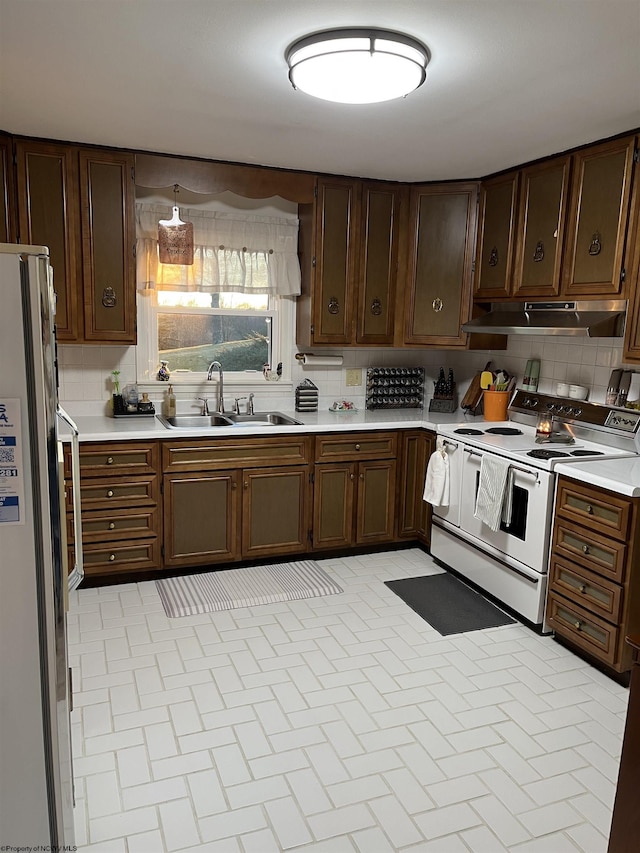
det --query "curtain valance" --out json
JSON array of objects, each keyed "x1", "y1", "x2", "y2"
[{"x1": 136, "y1": 203, "x2": 301, "y2": 296}]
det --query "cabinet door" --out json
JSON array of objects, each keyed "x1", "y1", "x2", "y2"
[
  {"x1": 310, "y1": 177, "x2": 358, "y2": 344},
  {"x1": 398, "y1": 431, "x2": 433, "y2": 543},
  {"x1": 404, "y1": 183, "x2": 478, "y2": 346},
  {"x1": 474, "y1": 172, "x2": 519, "y2": 299},
  {"x1": 163, "y1": 471, "x2": 240, "y2": 567},
  {"x1": 563, "y1": 136, "x2": 637, "y2": 296},
  {"x1": 356, "y1": 459, "x2": 396, "y2": 544},
  {"x1": 356, "y1": 183, "x2": 401, "y2": 345},
  {"x1": 313, "y1": 463, "x2": 356, "y2": 550},
  {"x1": 79, "y1": 149, "x2": 136, "y2": 343},
  {"x1": 513, "y1": 156, "x2": 571, "y2": 298},
  {"x1": 15, "y1": 140, "x2": 81, "y2": 341},
  {"x1": 622, "y1": 194, "x2": 640, "y2": 362},
  {"x1": 242, "y1": 466, "x2": 309, "y2": 558},
  {"x1": 0, "y1": 134, "x2": 16, "y2": 243}
]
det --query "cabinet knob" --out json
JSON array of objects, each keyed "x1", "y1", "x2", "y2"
[
  {"x1": 370, "y1": 298, "x2": 382, "y2": 316},
  {"x1": 574, "y1": 620, "x2": 582, "y2": 631},
  {"x1": 432, "y1": 297, "x2": 443, "y2": 313},
  {"x1": 588, "y1": 232, "x2": 602, "y2": 256},
  {"x1": 109, "y1": 522, "x2": 116, "y2": 530},
  {"x1": 244, "y1": 481, "x2": 249, "y2": 490},
  {"x1": 533, "y1": 241, "x2": 545, "y2": 262},
  {"x1": 107, "y1": 489, "x2": 114, "y2": 498},
  {"x1": 109, "y1": 553, "x2": 116, "y2": 562},
  {"x1": 107, "y1": 456, "x2": 114, "y2": 464},
  {"x1": 489, "y1": 246, "x2": 499, "y2": 267},
  {"x1": 579, "y1": 584, "x2": 587, "y2": 594},
  {"x1": 354, "y1": 444, "x2": 361, "y2": 451},
  {"x1": 582, "y1": 544, "x2": 590, "y2": 554},
  {"x1": 585, "y1": 504, "x2": 594, "y2": 514},
  {"x1": 359, "y1": 473, "x2": 364, "y2": 481},
  {"x1": 101, "y1": 286, "x2": 117, "y2": 308},
  {"x1": 327, "y1": 297, "x2": 340, "y2": 315},
  {"x1": 350, "y1": 473, "x2": 355, "y2": 481}
]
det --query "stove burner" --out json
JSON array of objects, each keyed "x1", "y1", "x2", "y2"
[
  {"x1": 485, "y1": 427, "x2": 524, "y2": 436},
  {"x1": 527, "y1": 449, "x2": 570, "y2": 459},
  {"x1": 454, "y1": 428, "x2": 484, "y2": 435},
  {"x1": 570, "y1": 450, "x2": 603, "y2": 457}
]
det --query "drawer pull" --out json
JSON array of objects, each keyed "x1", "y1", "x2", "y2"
[
  {"x1": 109, "y1": 522, "x2": 116, "y2": 530},
  {"x1": 582, "y1": 544, "x2": 590, "y2": 555},
  {"x1": 579, "y1": 583, "x2": 587, "y2": 594},
  {"x1": 355, "y1": 444, "x2": 361, "y2": 451},
  {"x1": 350, "y1": 473, "x2": 355, "y2": 481},
  {"x1": 106, "y1": 489, "x2": 114, "y2": 498},
  {"x1": 109, "y1": 553, "x2": 116, "y2": 562},
  {"x1": 585, "y1": 504, "x2": 594, "y2": 514},
  {"x1": 244, "y1": 481, "x2": 248, "y2": 490},
  {"x1": 107, "y1": 456, "x2": 114, "y2": 465},
  {"x1": 574, "y1": 620, "x2": 582, "y2": 631}
]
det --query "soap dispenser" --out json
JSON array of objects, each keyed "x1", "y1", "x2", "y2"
[{"x1": 165, "y1": 384, "x2": 176, "y2": 417}]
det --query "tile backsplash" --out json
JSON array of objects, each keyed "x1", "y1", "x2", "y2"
[{"x1": 58, "y1": 335, "x2": 631, "y2": 416}]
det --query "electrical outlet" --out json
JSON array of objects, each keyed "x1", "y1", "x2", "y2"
[{"x1": 345, "y1": 368, "x2": 362, "y2": 387}]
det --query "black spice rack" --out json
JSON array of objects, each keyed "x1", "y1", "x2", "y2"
[{"x1": 365, "y1": 367, "x2": 424, "y2": 410}]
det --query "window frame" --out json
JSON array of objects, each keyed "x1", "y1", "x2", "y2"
[{"x1": 136, "y1": 288, "x2": 295, "y2": 389}]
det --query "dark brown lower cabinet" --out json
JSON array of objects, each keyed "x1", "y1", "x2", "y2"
[
  {"x1": 608, "y1": 635, "x2": 640, "y2": 853},
  {"x1": 163, "y1": 465, "x2": 310, "y2": 567},
  {"x1": 313, "y1": 459, "x2": 396, "y2": 549},
  {"x1": 164, "y1": 471, "x2": 240, "y2": 567},
  {"x1": 242, "y1": 466, "x2": 310, "y2": 558},
  {"x1": 397, "y1": 430, "x2": 434, "y2": 544}
]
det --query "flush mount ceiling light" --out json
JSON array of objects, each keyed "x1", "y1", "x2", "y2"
[{"x1": 286, "y1": 28, "x2": 430, "y2": 104}]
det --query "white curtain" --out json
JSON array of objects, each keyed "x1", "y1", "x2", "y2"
[{"x1": 136, "y1": 203, "x2": 301, "y2": 296}]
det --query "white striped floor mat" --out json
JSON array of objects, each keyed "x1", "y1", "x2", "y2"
[{"x1": 156, "y1": 560, "x2": 343, "y2": 617}]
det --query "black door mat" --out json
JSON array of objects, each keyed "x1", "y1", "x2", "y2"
[{"x1": 385, "y1": 571, "x2": 516, "y2": 635}]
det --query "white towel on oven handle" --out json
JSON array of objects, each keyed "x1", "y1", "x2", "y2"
[
  {"x1": 474, "y1": 454, "x2": 510, "y2": 531},
  {"x1": 423, "y1": 437, "x2": 449, "y2": 506}
]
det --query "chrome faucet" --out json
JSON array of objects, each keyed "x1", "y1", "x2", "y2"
[
  {"x1": 247, "y1": 393, "x2": 254, "y2": 415},
  {"x1": 207, "y1": 361, "x2": 225, "y2": 412}
]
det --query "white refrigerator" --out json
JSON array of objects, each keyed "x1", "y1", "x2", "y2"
[{"x1": 0, "y1": 244, "x2": 83, "y2": 847}]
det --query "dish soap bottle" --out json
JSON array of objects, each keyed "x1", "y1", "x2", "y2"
[{"x1": 165, "y1": 384, "x2": 176, "y2": 417}]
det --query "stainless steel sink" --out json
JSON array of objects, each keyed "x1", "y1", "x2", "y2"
[
  {"x1": 157, "y1": 411, "x2": 302, "y2": 429},
  {"x1": 225, "y1": 412, "x2": 302, "y2": 426},
  {"x1": 157, "y1": 413, "x2": 234, "y2": 429}
]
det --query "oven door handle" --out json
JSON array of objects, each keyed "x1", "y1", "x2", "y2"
[{"x1": 463, "y1": 447, "x2": 540, "y2": 482}]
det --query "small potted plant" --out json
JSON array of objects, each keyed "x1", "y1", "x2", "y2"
[{"x1": 111, "y1": 370, "x2": 125, "y2": 415}]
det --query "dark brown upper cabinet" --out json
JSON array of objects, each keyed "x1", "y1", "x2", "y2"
[
  {"x1": 403, "y1": 183, "x2": 479, "y2": 347},
  {"x1": 512, "y1": 156, "x2": 571, "y2": 298},
  {"x1": 16, "y1": 140, "x2": 82, "y2": 341},
  {"x1": 79, "y1": 149, "x2": 136, "y2": 343},
  {"x1": 0, "y1": 134, "x2": 16, "y2": 244},
  {"x1": 355, "y1": 182, "x2": 401, "y2": 346},
  {"x1": 473, "y1": 171, "x2": 520, "y2": 300},
  {"x1": 562, "y1": 135, "x2": 637, "y2": 296},
  {"x1": 297, "y1": 176, "x2": 402, "y2": 347},
  {"x1": 15, "y1": 139, "x2": 136, "y2": 344}
]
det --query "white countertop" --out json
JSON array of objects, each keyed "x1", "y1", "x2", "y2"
[
  {"x1": 555, "y1": 457, "x2": 640, "y2": 497},
  {"x1": 58, "y1": 406, "x2": 468, "y2": 442}
]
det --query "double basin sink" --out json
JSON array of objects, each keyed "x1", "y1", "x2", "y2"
[{"x1": 157, "y1": 412, "x2": 302, "y2": 430}]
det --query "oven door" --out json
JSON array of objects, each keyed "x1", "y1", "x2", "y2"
[{"x1": 459, "y1": 447, "x2": 555, "y2": 574}]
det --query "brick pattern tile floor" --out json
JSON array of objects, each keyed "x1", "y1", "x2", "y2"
[{"x1": 68, "y1": 548, "x2": 628, "y2": 852}]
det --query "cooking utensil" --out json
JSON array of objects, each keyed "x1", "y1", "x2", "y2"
[{"x1": 480, "y1": 370, "x2": 494, "y2": 390}]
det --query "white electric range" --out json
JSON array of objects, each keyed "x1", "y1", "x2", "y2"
[{"x1": 430, "y1": 389, "x2": 640, "y2": 628}]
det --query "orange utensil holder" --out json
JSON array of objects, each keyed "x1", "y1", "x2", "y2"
[{"x1": 483, "y1": 390, "x2": 509, "y2": 421}]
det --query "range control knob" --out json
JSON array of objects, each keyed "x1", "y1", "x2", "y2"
[
  {"x1": 524, "y1": 397, "x2": 538, "y2": 407},
  {"x1": 572, "y1": 408, "x2": 582, "y2": 417}
]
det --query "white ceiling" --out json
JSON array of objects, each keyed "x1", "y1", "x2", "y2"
[{"x1": 1, "y1": 0, "x2": 639, "y2": 182}]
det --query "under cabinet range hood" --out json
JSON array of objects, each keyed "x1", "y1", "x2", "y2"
[{"x1": 462, "y1": 300, "x2": 627, "y2": 337}]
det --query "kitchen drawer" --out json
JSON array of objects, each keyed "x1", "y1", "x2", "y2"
[
  {"x1": 556, "y1": 477, "x2": 631, "y2": 541},
  {"x1": 315, "y1": 432, "x2": 397, "y2": 462},
  {"x1": 67, "y1": 506, "x2": 160, "y2": 544},
  {"x1": 66, "y1": 475, "x2": 159, "y2": 511},
  {"x1": 549, "y1": 555, "x2": 623, "y2": 623},
  {"x1": 552, "y1": 519, "x2": 627, "y2": 582},
  {"x1": 547, "y1": 591, "x2": 619, "y2": 667},
  {"x1": 163, "y1": 435, "x2": 311, "y2": 472},
  {"x1": 73, "y1": 539, "x2": 161, "y2": 575},
  {"x1": 66, "y1": 441, "x2": 160, "y2": 478}
]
